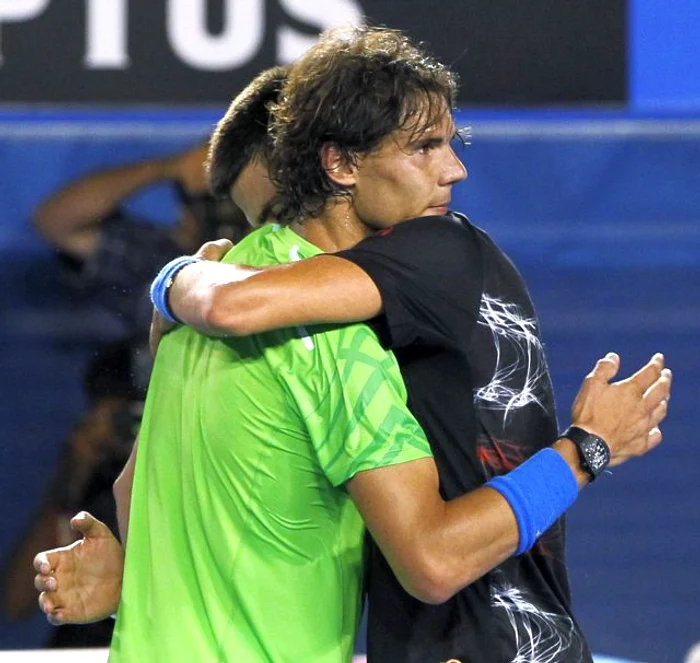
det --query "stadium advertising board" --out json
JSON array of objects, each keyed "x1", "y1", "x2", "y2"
[{"x1": 0, "y1": 0, "x2": 624, "y2": 104}]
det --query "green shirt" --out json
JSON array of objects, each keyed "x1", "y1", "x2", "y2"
[{"x1": 109, "y1": 224, "x2": 432, "y2": 663}]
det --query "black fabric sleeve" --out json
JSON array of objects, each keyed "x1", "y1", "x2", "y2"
[{"x1": 336, "y1": 215, "x2": 484, "y2": 351}]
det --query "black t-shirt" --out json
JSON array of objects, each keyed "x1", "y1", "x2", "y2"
[{"x1": 337, "y1": 214, "x2": 592, "y2": 663}]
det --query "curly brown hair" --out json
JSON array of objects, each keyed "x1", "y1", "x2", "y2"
[{"x1": 268, "y1": 25, "x2": 458, "y2": 225}]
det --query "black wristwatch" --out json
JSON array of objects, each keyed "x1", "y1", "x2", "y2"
[{"x1": 559, "y1": 426, "x2": 611, "y2": 481}]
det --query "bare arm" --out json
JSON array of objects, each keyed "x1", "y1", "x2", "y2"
[
  {"x1": 113, "y1": 436, "x2": 139, "y2": 546},
  {"x1": 34, "y1": 160, "x2": 173, "y2": 258},
  {"x1": 169, "y1": 254, "x2": 382, "y2": 337},
  {"x1": 348, "y1": 353, "x2": 670, "y2": 604},
  {"x1": 33, "y1": 144, "x2": 208, "y2": 259}
]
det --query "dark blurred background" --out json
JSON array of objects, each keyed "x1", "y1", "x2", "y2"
[{"x1": 1, "y1": 1, "x2": 699, "y2": 661}]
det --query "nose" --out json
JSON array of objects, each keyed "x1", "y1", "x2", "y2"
[{"x1": 441, "y1": 145, "x2": 468, "y2": 186}]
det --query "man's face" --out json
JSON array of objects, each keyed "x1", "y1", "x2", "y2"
[
  {"x1": 350, "y1": 108, "x2": 467, "y2": 230},
  {"x1": 230, "y1": 159, "x2": 277, "y2": 227}
]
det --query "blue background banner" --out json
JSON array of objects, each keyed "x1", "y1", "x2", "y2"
[{"x1": 631, "y1": 0, "x2": 700, "y2": 109}]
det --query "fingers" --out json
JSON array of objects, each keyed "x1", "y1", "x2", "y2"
[
  {"x1": 37, "y1": 586, "x2": 70, "y2": 625},
  {"x1": 38, "y1": 591, "x2": 56, "y2": 616},
  {"x1": 644, "y1": 368, "x2": 672, "y2": 417},
  {"x1": 34, "y1": 545, "x2": 71, "y2": 593},
  {"x1": 34, "y1": 572, "x2": 57, "y2": 593},
  {"x1": 628, "y1": 352, "x2": 665, "y2": 393},
  {"x1": 47, "y1": 610, "x2": 68, "y2": 626},
  {"x1": 70, "y1": 510, "x2": 107, "y2": 538},
  {"x1": 33, "y1": 551, "x2": 53, "y2": 575},
  {"x1": 587, "y1": 352, "x2": 620, "y2": 383},
  {"x1": 194, "y1": 239, "x2": 233, "y2": 261},
  {"x1": 34, "y1": 551, "x2": 60, "y2": 617},
  {"x1": 648, "y1": 398, "x2": 669, "y2": 431},
  {"x1": 38, "y1": 594, "x2": 69, "y2": 626},
  {"x1": 647, "y1": 426, "x2": 663, "y2": 450}
]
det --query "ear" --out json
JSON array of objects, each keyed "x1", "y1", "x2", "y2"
[{"x1": 320, "y1": 143, "x2": 357, "y2": 187}]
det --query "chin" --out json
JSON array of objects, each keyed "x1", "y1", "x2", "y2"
[{"x1": 426, "y1": 206, "x2": 448, "y2": 216}]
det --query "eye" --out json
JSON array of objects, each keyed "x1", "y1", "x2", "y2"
[{"x1": 417, "y1": 139, "x2": 440, "y2": 154}]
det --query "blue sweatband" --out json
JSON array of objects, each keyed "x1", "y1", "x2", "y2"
[
  {"x1": 150, "y1": 256, "x2": 200, "y2": 324},
  {"x1": 485, "y1": 448, "x2": 578, "y2": 556}
]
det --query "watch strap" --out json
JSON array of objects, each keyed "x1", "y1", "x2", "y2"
[{"x1": 559, "y1": 425, "x2": 611, "y2": 481}]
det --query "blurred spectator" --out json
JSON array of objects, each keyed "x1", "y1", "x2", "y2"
[
  {"x1": 1, "y1": 338, "x2": 148, "y2": 646},
  {"x1": 33, "y1": 142, "x2": 250, "y2": 338}
]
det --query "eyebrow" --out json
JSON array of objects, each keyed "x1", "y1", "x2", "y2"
[
  {"x1": 408, "y1": 122, "x2": 457, "y2": 148},
  {"x1": 419, "y1": 135, "x2": 444, "y2": 146}
]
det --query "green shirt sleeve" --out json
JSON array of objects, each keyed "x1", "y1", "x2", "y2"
[{"x1": 280, "y1": 323, "x2": 433, "y2": 487}]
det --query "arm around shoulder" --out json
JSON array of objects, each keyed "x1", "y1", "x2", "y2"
[
  {"x1": 346, "y1": 352, "x2": 672, "y2": 605},
  {"x1": 347, "y1": 438, "x2": 594, "y2": 604},
  {"x1": 347, "y1": 457, "x2": 520, "y2": 604},
  {"x1": 169, "y1": 254, "x2": 383, "y2": 337}
]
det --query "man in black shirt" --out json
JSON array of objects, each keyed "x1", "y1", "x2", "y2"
[
  {"x1": 336, "y1": 215, "x2": 580, "y2": 660},
  {"x1": 35, "y1": 27, "x2": 670, "y2": 663}
]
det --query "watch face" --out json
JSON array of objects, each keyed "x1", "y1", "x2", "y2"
[{"x1": 581, "y1": 437, "x2": 610, "y2": 473}]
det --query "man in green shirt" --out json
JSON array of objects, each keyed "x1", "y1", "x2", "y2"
[{"x1": 109, "y1": 220, "x2": 432, "y2": 662}]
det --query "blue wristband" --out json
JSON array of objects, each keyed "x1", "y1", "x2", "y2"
[
  {"x1": 485, "y1": 448, "x2": 578, "y2": 556},
  {"x1": 150, "y1": 256, "x2": 200, "y2": 324}
]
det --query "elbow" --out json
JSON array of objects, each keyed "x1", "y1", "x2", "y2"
[
  {"x1": 398, "y1": 551, "x2": 473, "y2": 606},
  {"x1": 32, "y1": 207, "x2": 52, "y2": 239},
  {"x1": 403, "y1": 569, "x2": 454, "y2": 605},
  {"x1": 33, "y1": 205, "x2": 66, "y2": 250},
  {"x1": 407, "y1": 583, "x2": 453, "y2": 606}
]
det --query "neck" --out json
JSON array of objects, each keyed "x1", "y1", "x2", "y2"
[{"x1": 289, "y1": 200, "x2": 372, "y2": 252}]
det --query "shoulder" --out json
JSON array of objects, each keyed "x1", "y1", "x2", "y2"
[
  {"x1": 345, "y1": 214, "x2": 481, "y2": 264},
  {"x1": 313, "y1": 322, "x2": 396, "y2": 369},
  {"x1": 373, "y1": 214, "x2": 475, "y2": 243},
  {"x1": 377, "y1": 214, "x2": 480, "y2": 269},
  {"x1": 376, "y1": 214, "x2": 477, "y2": 252}
]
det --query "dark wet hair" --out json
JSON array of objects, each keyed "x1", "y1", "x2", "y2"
[
  {"x1": 268, "y1": 25, "x2": 458, "y2": 224},
  {"x1": 207, "y1": 65, "x2": 289, "y2": 199}
]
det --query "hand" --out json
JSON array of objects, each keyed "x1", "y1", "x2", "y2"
[
  {"x1": 163, "y1": 143, "x2": 210, "y2": 193},
  {"x1": 193, "y1": 238, "x2": 234, "y2": 262},
  {"x1": 149, "y1": 238, "x2": 234, "y2": 355},
  {"x1": 34, "y1": 511, "x2": 124, "y2": 625},
  {"x1": 570, "y1": 352, "x2": 672, "y2": 467}
]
